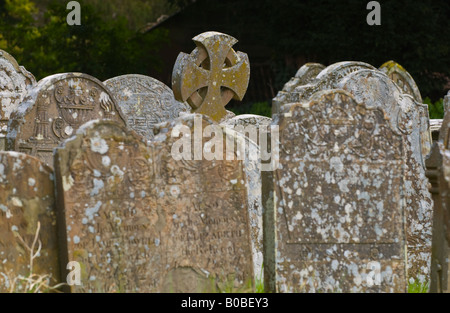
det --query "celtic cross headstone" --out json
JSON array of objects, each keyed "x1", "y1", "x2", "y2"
[{"x1": 172, "y1": 32, "x2": 250, "y2": 122}]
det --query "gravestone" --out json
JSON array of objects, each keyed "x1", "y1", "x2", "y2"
[
  {"x1": 281, "y1": 63, "x2": 326, "y2": 93},
  {"x1": 0, "y1": 50, "x2": 36, "y2": 150},
  {"x1": 221, "y1": 113, "x2": 274, "y2": 279},
  {"x1": 217, "y1": 126, "x2": 263, "y2": 281},
  {"x1": 268, "y1": 89, "x2": 407, "y2": 293},
  {"x1": 221, "y1": 114, "x2": 276, "y2": 282},
  {"x1": 0, "y1": 151, "x2": 59, "y2": 292},
  {"x1": 172, "y1": 31, "x2": 250, "y2": 122},
  {"x1": 427, "y1": 138, "x2": 446, "y2": 292},
  {"x1": 272, "y1": 63, "x2": 325, "y2": 115},
  {"x1": 103, "y1": 74, "x2": 190, "y2": 140},
  {"x1": 55, "y1": 116, "x2": 254, "y2": 292},
  {"x1": 221, "y1": 114, "x2": 272, "y2": 148},
  {"x1": 7, "y1": 73, "x2": 127, "y2": 167},
  {"x1": 338, "y1": 69, "x2": 433, "y2": 285},
  {"x1": 272, "y1": 61, "x2": 376, "y2": 114},
  {"x1": 436, "y1": 92, "x2": 450, "y2": 292},
  {"x1": 379, "y1": 60, "x2": 423, "y2": 103}
]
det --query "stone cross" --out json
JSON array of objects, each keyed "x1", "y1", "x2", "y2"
[{"x1": 172, "y1": 31, "x2": 250, "y2": 122}]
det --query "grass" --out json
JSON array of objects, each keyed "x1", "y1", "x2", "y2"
[
  {"x1": 2, "y1": 222, "x2": 65, "y2": 293},
  {"x1": 408, "y1": 280, "x2": 430, "y2": 293}
]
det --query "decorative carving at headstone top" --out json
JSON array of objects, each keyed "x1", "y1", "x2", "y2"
[
  {"x1": 172, "y1": 31, "x2": 250, "y2": 122},
  {"x1": 0, "y1": 50, "x2": 36, "y2": 150},
  {"x1": 272, "y1": 61, "x2": 376, "y2": 114},
  {"x1": 268, "y1": 89, "x2": 407, "y2": 293},
  {"x1": 379, "y1": 60, "x2": 423, "y2": 103},
  {"x1": 338, "y1": 69, "x2": 433, "y2": 285},
  {"x1": 6, "y1": 73, "x2": 127, "y2": 167},
  {"x1": 55, "y1": 116, "x2": 254, "y2": 292},
  {"x1": 338, "y1": 69, "x2": 432, "y2": 162},
  {"x1": 282, "y1": 63, "x2": 326, "y2": 93},
  {"x1": 0, "y1": 151, "x2": 59, "y2": 292},
  {"x1": 222, "y1": 114, "x2": 272, "y2": 141},
  {"x1": 152, "y1": 113, "x2": 254, "y2": 292},
  {"x1": 104, "y1": 74, "x2": 190, "y2": 140}
]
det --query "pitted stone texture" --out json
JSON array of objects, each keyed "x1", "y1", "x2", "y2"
[
  {"x1": 271, "y1": 90, "x2": 407, "y2": 293},
  {"x1": 426, "y1": 140, "x2": 447, "y2": 292},
  {"x1": 55, "y1": 117, "x2": 254, "y2": 292},
  {"x1": 437, "y1": 94, "x2": 450, "y2": 292},
  {"x1": 216, "y1": 126, "x2": 263, "y2": 281},
  {"x1": 172, "y1": 31, "x2": 250, "y2": 122},
  {"x1": 272, "y1": 61, "x2": 376, "y2": 114},
  {"x1": 153, "y1": 114, "x2": 254, "y2": 292},
  {"x1": 338, "y1": 70, "x2": 433, "y2": 285},
  {"x1": 221, "y1": 114, "x2": 272, "y2": 143},
  {"x1": 0, "y1": 151, "x2": 59, "y2": 292},
  {"x1": 282, "y1": 63, "x2": 326, "y2": 93},
  {"x1": 7, "y1": 73, "x2": 127, "y2": 167},
  {"x1": 379, "y1": 61, "x2": 423, "y2": 103},
  {"x1": 338, "y1": 69, "x2": 431, "y2": 163},
  {"x1": 221, "y1": 113, "x2": 274, "y2": 283},
  {"x1": 104, "y1": 74, "x2": 190, "y2": 140},
  {"x1": 0, "y1": 50, "x2": 36, "y2": 150}
]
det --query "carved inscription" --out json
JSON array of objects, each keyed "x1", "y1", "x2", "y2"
[{"x1": 56, "y1": 116, "x2": 254, "y2": 292}]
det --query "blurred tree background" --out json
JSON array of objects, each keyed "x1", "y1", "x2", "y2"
[
  {"x1": 0, "y1": 0, "x2": 449, "y2": 116},
  {"x1": 0, "y1": 0, "x2": 176, "y2": 80}
]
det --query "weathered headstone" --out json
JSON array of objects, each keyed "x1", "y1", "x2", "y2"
[
  {"x1": 55, "y1": 116, "x2": 254, "y2": 292},
  {"x1": 221, "y1": 113, "x2": 274, "y2": 282},
  {"x1": 222, "y1": 114, "x2": 272, "y2": 138},
  {"x1": 0, "y1": 50, "x2": 36, "y2": 150},
  {"x1": 268, "y1": 89, "x2": 407, "y2": 293},
  {"x1": 280, "y1": 63, "x2": 326, "y2": 93},
  {"x1": 172, "y1": 31, "x2": 250, "y2": 122},
  {"x1": 337, "y1": 69, "x2": 433, "y2": 285},
  {"x1": 103, "y1": 74, "x2": 190, "y2": 140},
  {"x1": 7, "y1": 73, "x2": 127, "y2": 167},
  {"x1": 0, "y1": 151, "x2": 59, "y2": 292},
  {"x1": 427, "y1": 138, "x2": 446, "y2": 292},
  {"x1": 338, "y1": 69, "x2": 431, "y2": 162},
  {"x1": 379, "y1": 60, "x2": 423, "y2": 103},
  {"x1": 436, "y1": 92, "x2": 450, "y2": 292},
  {"x1": 272, "y1": 63, "x2": 325, "y2": 115},
  {"x1": 272, "y1": 61, "x2": 376, "y2": 114},
  {"x1": 217, "y1": 126, "x2": 263, "y2": 281}
]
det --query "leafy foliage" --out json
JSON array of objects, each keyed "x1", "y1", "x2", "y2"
[
  {"x1": 424, "y1": 97, "x2": 444, "y2": 119},
  {"x1": 220, "y1": 0, "x2": 449, "y2": 101},
  {"x1": 0, "y1": 0, "x2": 171, "y2": 81},
  {"x1": 229, "y1": 101, "x2": 272, "y2": 118}
]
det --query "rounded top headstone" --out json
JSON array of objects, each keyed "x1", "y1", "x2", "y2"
[{"x1": 7, "y1": 72, "x2": 126, "y2": 167}]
